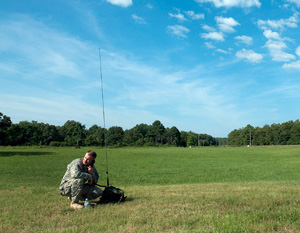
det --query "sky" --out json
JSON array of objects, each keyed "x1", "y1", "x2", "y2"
[{"x1": 1, "y1": 0, "x2": 300, "y2": 137}]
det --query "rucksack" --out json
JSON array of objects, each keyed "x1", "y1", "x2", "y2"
[{"x1": 99, "y1": 186, "x2": 126, "y2": 204}]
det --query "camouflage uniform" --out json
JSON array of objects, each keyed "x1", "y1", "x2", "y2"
[{"x1": 59, "y1": 158, "x2": 103, "y2": 202}]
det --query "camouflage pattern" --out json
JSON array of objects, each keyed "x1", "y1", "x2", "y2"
[{"x1": 59, "y1": 158, "x2": 102, "y2": 202}]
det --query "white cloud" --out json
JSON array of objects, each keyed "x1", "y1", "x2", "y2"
[
  {"x1": 184, "y1": 11, "x2": 205, "y2": 20},
  {"x1": 201, "y1": 31, "x2": 224, "y2": 41},
  {"x1": 98, "y1": 52, "x2": 242, "y2": 136},
  {"x1": 257, "y1": 13, "x2": 299, "y2": 30},
  {"x1": 263, "y1": 30, "x2": 281, "y2": 40},
  {"x1": 202, "y1": 25, "x2": 215, "y2": 31},
  {"x1": 0, "y1": 15, "x2": 95, "y2": 82},
  {"x1": 296, "y1": 46, "x2": 300, "y2": 56},
  {"x1": 167, "y1": 25, "x2": 190, "y2": 38},
  {"x1": 146, "y1": 3, "x2": 153, "y2": 9},
  {"x1": 216, "y1": 48, "x2": 229, "y2": 54},
  {"x1": 1, "y1": 15, "x2": 242, "y2": 136},
  {"x1": 0, "y1": 93, "x2": 104, "y2": 127},
  {"x1": 169, "y1": 10, "x2": 204, "y2": 22},
  {"x1": 132, "y1": 15, "x2": 146, "y2": 24},
  {"x1": 235, "y1": 35, "x2": 253, "y2": 45},
  {"x1": 282, "y1": 60, "x2": 300, "y2": 70},
  {"x1": 286, "y1": 0, "x2": 300, "y2": 7},
  {"x1": 169, "y1": 13, "x2": 187, "y2": 21},
  {"x1": 106, "y1": 0, "x2": 132, "y2": 7},
  {"x1": 215, "y1": 16, "x2": 240, "y2": 33},
  {"x1": 265, "y1": 40, "x2": 296, "y2": 62},
  {"x1": 236, "y1": 48, "x2": 263, "y2": 63},
  {"x1": 195, "y1": 0, "x2": 261, "y2": 8},
  {"x1": 260, "y1": 26, "x2": 296, "y2": 63},
  {"x1": 204, "y1": 42, "x2": 216, "y2": 49},
  {"x1": 215, "y1": 16, "x2": 240, "y2": 27}
]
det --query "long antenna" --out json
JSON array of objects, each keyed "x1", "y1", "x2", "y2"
[{"x1": 99, "y1": 48, "x2": 109, "y2": 187}]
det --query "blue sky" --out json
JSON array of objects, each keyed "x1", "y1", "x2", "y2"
[{"x1": 1, "y1": 0, "x2": 300, "y2": 137}]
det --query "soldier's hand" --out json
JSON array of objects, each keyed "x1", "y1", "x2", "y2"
[
  {"x1": 88, "y1": 178, "x2": 93, "y2": 185},
  {"x1": 88, "y1": 165, "x2": 94, "y2": 175}
]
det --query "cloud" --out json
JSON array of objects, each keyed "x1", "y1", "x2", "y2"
[
  {"x1": 257, "y1": 13, "x2": 299, "y2": 30},
  {"x1": 296, "y1": 46, "x2": 300, "y2": 56},
  {"x1": 146, "y1": 3, "x2": 153, "y2": 9},
  {"x1": 97, "y1": 51, "x2": 243, "y2": 136},
  {"x1": 184, "y1": 11, "x2": 205, "y2": 20},
  {"x1": 201, "y1": 16, "x2": 238, "y2": 42},
  {"x1": 169, "y1": 10, "x2": 204, "y2": 21},
  {"x1": 169, "y1": 13, "x2": 187, "y2": 21},
  {"x1": 215, "y1": 16, "x2": 240, "y2": 33},
  {"x1": 0, "y1": 93, "x2": 104, "y2": 127},
  {"x1": 258, "y1": 16, "x2": 298, "y2": 62},
  {"x1": 167, "y1": 25, "x2": 190, "y2": 38},
  {"x1": 236, "y1": 48, "x2": 263, "y2": 63},
  {"x1": 1, "y1": 15, "x2": 238, "y2": 135},
  {"x1": 216, "y1": 48, "x2": 229, "y2": 54},
  {"x1": 282, "y1": 60, "x2": 300, "y2": 70},
  {"x1": 195, "y1": 0, "x2": 261, "y2": 8},
  {"x1": 202, "y1": 25, "x2": 215, "y2": 31},
  {"x1": 204, "y1": 42, "x2": 216, "y2": 49},
  {"x1": 286, "y1": 0, "x2": 300, "y2": 7},
  {"x1": 132, "y1": 15, "x2": 146, "y2": 24},
  {"x1": 0, "y1": 15, "x2": 96, "y2": 82},
  {"x1": 2, "y1": 12, "x2": 278, "y2": 137},
  {"x1": 201, "y1": 31, "x2": 225, "y2": 41},
  {"x1": 235, "y1": 35, "x2": 253, "y2": 45},
  {"x1": 264, "y1": 40, "x2": 296, "y2": 62},
  {"x1": 106, "y1": 0, "x2": 132, "y2": 7},
  {"x1": 263, "y1": 30, "x2": 281, "y2": 40}
]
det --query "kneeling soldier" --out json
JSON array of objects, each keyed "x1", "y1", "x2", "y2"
[{"x1": 59, "y1": 150, "x2": 103, "y2": 209}]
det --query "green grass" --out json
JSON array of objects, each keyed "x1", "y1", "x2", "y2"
[{"x1": 1, "y1": 146, "x2": 300, "y2": 232}]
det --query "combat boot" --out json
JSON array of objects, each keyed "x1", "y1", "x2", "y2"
[{"x1": 70, "y1": 201, "x2": 83, "y2": 209}]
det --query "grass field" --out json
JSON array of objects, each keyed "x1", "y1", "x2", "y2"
[{"x1": 1, "y1": 146, "x2": 300, "y2": 232}]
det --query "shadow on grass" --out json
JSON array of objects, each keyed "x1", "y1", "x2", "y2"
[
  {"x1": 92, "y1": 196, "x2": 135, "y2": 207},
  {"x1": 0, "y1": 151, "x2": 55, "y2": 157},
  {"x1": 123, "y1": 196, "x2": 134, "y2": 202}
]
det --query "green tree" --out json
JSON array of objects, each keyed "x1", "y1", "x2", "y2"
[
  {"x1": 6, "y1": 121, "x2": 37, "y2": 146},
  {"x1": 229, "y1": 124, "x2": 254, "y2": 146},
  {"x1": 228, "y1": 129, "x2": 241, "y2": 146},
  {"x1": 288, "y1": 120, "x2": 300, "y2": 145},
  {"x1": 123, "y1": 129, "x2": 136, "y2": 146},
  {"x1": 215, "y1": 137, "x2": 228, "y2": 146},
  {"x1": 39, "y1": 123, "x2": 62, "y2": 145},
  {"x1": 6, "y1": 124, "x2": 22, "y2": 146},
  {"x1": 106, "y1": 126, "x2": 124, "y2": 147},
  {"x1": 61, "y1": 120, "x2": 86, "y2": 146},
  {"x1": 0, "y1": 112, "x2": 12, "y2": 145},
  {"x1": 198, "y1": 134, "x2": 217, "y2": 146},
  {"x1": 123, "y1": 123, "x2": 150, "y2": 146},
  {"x1": 180, "y1": 131, "x2": 188, "y2": 147},
  {"x1": 270, "y1": 123, "x2": 280, "y2": 145},
  {"x1": 85, "y1": 125, "x2": 106, "y2": 146},
  {"x1": 187, "y1": 132, "x2": 197, "y2": 147},
  {"x1": 278, "y1": 121, "x2": 293, "y2": 145},
  {"x1": 165, "y1": 126, "x2": 181, "y2": 146},
  {"x1": 149, "y1": 120, "x2": 165, "y2": 145}
]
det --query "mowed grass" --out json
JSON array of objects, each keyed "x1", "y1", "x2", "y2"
[{"x1": 1, "y1": 146, "x2": 300, "y2": 232}]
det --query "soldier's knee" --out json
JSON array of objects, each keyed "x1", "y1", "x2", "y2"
[
  {"x1": 90, "y1": 186, "x2": 103, "y2": 198},
  {"x1": 96, "y1": 187, "x2": 103, "y2": 196},
  {"x1": 71, "y1": 179, "x2": 85, "y2": 188}
]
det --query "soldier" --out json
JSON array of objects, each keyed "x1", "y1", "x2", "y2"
[{"x1": 59, "y1": 150, "x2": 103, "y2": 209}]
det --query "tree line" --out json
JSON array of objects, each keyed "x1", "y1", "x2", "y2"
[
  {"x1": 228, "y1": 120, "x2": 300, "y2": 146},
  {"x1": 0, "y1": 112, "x2": 226, "y2": 147}
]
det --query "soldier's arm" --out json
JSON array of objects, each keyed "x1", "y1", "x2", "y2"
[
  {"x1": 92, "y1": 167, "x2": 99, "y2": 184},
  {"x1": 69, "y1": 162, "x2": 92, "y2": 181}
]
